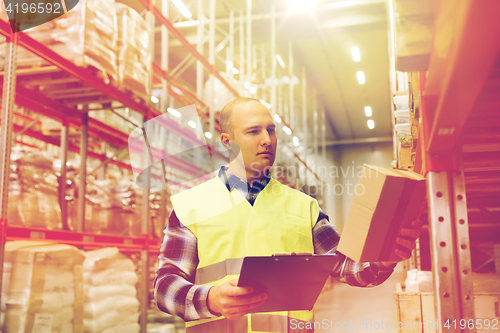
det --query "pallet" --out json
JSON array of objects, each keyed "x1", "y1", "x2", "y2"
[{"x1": 12, "y1": 63, "x2": 149, "y2": 111}]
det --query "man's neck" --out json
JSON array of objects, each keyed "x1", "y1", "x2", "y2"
[{"x1": 226, "y1": 164, "x2": 268, "y2": 186}]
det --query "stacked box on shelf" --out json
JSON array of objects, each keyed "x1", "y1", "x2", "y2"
[
  {"x1": 66, "y1": 176, "x2": 140, "y2": 236},
  {"x1": 66, "y1": 177, "x2": 111, "y2": 234},
  {"x1": 89, "y1": 103, "x2": 143, "y2": 135},
  {"x1": 59, "y1": 158, "x2": 107, "y2": 234},
  {"x1": 122, "y1": 188, "x2": 161, "y2": 237},
  {"x1": 68, "y1": 177, "x2": 170, "y2": 237},
  {"x1": 408, "y1": 72, "x2": 421, "y2": 153},
  {"x1": 0, "y1": 0, "x2": 118, "y2": 82},
  {"x1": 82, "y1": 247, "x2": 140, "y2": 333},
  {"x1": 132, "y1": 189, "x2": 172, "y2": 238},
  {"x1": 59, "y1": 155, "x2": 154, "y2": 236},
  {"x1": 393, "y1": 92, "x2": 413, "y2": 169},
  {"x1": 8, "y1": 147, "x2": 62, "y2": 229},
  {"x1": 107, "y1": 180, "x2": 142, "y2": 236},
  {"x1": 1, "y1": 241, "x2": 85, "y2": 333},
  {"x1": 392, "y1": 0, "x2": 436, "y2": 71},
  {"x1": 114, "y1": 3, "x2": 152, "y2": 101}
]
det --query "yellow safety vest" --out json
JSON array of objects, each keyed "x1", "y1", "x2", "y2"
[{"x1": 171, "y1": 176, "x2": 320, "y2": 333}]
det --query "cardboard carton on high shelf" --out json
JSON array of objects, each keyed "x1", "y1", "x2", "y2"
[
  {"x1": 337, "y1": 165, "x2": 426, "y2": 262},
  {"x1": 393, "y1": 0, "x2": 437, "y2": 71}
]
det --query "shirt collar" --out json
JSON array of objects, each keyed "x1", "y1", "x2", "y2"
[{"x1": 218, "y1": 166, "x2": 271, "y2": 192}]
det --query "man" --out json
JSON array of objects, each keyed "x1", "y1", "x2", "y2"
[{"x1": 155, "y1": 97, "x2": 421, "y2": 332}]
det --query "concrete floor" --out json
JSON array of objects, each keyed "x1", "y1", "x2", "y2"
[{"x1": 313, "y1": 265, "x2": 403, "y2": 333}]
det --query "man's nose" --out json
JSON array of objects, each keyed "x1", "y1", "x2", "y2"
[{"x1": 261, "y1": 131, "x2": 272, "y2": 146}]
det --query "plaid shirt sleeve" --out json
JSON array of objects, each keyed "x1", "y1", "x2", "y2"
[
  {"x1": 154, "y1": 210, "x2": 217, "y2": 321},
  {"x1": 313, "y1": 212, "x2": 396, "y2": 287},
  {"x1": 155, "y1": 209, "x2": 396, "y2": 321}
]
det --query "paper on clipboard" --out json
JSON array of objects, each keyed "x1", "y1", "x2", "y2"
[{"x1": 237, "y1": 254, "x2": 340, "y2": 313}]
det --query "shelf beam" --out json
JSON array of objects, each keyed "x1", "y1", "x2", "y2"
[
  {"x1": 0, "y1": 33, "x2": 18, "y2": 310},
  {"x1": 427, "y1": 168, "x2": 475, "y2": 332},
  {"x1": 77, "y1": 112, "x2": 88, "y2": 232},
  {"x1": 6, "y1": 225, "x2": 155, "y2": 250}
]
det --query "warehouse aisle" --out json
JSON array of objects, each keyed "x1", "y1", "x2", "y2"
[{"x1": 313, "y1": 265, "x2": 402, "y2": 332}]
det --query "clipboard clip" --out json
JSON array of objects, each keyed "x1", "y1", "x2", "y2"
[{"x1": 272, "y1": 252, "x2": 312, "y2": 256}]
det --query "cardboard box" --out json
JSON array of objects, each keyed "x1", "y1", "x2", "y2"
[
  {"x1": 393, "y1": 0, "x2": 437, "y2": 71},
  {"x1": 337, "y1": 165, "x2": 426, "y2": 262}
]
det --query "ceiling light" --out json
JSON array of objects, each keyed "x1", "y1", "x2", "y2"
[
  {"x1": 364, "y1": 106, "x2": 372, "y2": 117},
  {"x1": 167, "y1": 108, "x2": 181, "y2": 117},
  {"x1": 171, "y1": 0, "x2": 192, "y2": 18},
  {"x1": 249, "y1": 87, "x2": 256, "y2": 94},
  {"x1": 214, "y1": 98, "x2": 219, "y2": 103},
  {"x1": 357, "y1": 71, "x2": 365, "y2": 84},
  {"x1": 226, "y1": 61, "x2": 233, "y2": 69},
  {"x1": 332, "y1": 0, "x2": 358, "y2": 8},
  {"x1": 204, "y1": 132, "x2": 212, "y2": 139},
  {"x1": 188, "y1": 120, "x2": 196, "y2": 128},
  {"x1": 276, "y1": 54, "x2": 286, "y2": 69},
  {"x1": 244, "y1": 82, "x2": 251, "y2": 89},
  {"x1": 351, "y1": 46, "x2": 360, "y2": 62},
  {"x1": 172, "y1": 86, "x2": 183, "y2": 95},
  {"x1": 367, "y1": 119, "x2": 375, "y2": 129},
  {"x1": 151, "y1": 96, "x2": 159, "y2": 103},
  {"x1": 293, "y1": 136, "x2": 299, "y2": 147},
  {"x1": 283, "y1": 126, "x2": 292, "y2": 135},
  {"x1": 173, "y1": 20, "x2": 198, "y2": 28},
  {"x1": 289, "y1": 0, "x2": 313, "y2": 11},
  {"x1": 274, "y1": 114, "x2": 282, "y2": 123},
  {"x1": 232, "y1": 67, "x2": 239, "y2": 74}
]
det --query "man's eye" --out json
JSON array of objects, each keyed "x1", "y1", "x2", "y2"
[{"x1": 268, "y1": 128, "x2": 275, "y2": 133}]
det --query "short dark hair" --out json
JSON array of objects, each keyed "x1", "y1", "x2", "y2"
[{"x1": 219, "y1": 97, "x2": 261, "y2": 136}]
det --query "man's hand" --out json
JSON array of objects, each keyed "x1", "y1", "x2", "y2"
[
  {"x1": 381, "y1": 219, "x2": 423, "y2": 267},
  {"x1": 207, "y1": 279, "x2": 267, "y2": 319}
]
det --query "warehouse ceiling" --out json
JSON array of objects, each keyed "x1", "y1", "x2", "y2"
[{"x1": 132, "y1": 0, "x2": 393, "y2": 143}]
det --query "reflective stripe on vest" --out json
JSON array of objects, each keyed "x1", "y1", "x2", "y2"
[
  {"x1": 172, "y1": 176, "x2": 320, "y2": 333},
  {"x1": 195, "y1": 258, "x2": 243, "y2": 284}
]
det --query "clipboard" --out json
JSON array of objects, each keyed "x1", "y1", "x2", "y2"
[{"x1": 237, "y1": 253, "x2": 340, "y2": 313}]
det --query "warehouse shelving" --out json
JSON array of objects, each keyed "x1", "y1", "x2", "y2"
[
  {"x1": 0, "y1": 1, "x2": 328, "y2": 332},
  {"x1": 415, "y1": 0, "x2": 500, "y2": 330},
  {"x1": 0, "y1": 13, "x2": 229, "y2": 332},
  {"x1": 6, "y1": 225, "x2": 162, "y2": 252}
]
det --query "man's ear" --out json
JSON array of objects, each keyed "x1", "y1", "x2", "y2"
[{"x1": 220, "y1": 133, "x2": 232, "y2": 150}]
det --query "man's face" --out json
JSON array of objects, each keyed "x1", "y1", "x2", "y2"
[{"x1": 228, "y1": 101, "x2": 277, "y2": 179}]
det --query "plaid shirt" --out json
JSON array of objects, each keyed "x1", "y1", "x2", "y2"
[{"x1": 155, "y1": 167, "x2": 396, "y2": 321}]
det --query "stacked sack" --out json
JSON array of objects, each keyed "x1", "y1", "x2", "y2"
[
  {"x1": 83, "y1": 247, "x2": 140, "y2": 333},
  {"x1": 114, "y1": 3, "x2": 152, "y2": 100},
  {"x1": 0, "y1": 0, "x2": 118, "y2": 83},
  {"x1": 1, "y1": 241, "x2": 85, "y2": 333},
  {"x1": 9, "y1": 147, "x2": 62, "y2": 229}
]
